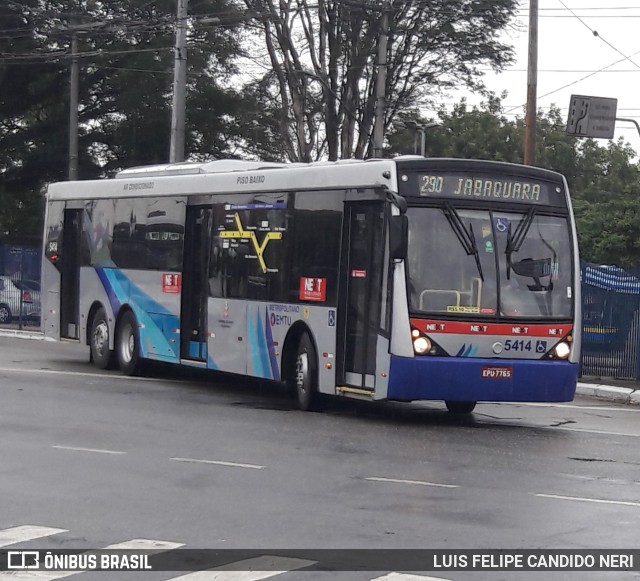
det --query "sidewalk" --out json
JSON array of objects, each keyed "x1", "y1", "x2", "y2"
[
  {"x1": 1, "y1": 327, "x2": 639, "y2": 406},
  {"x1": 577, "y1": 377, "x2": 640, "y2": 406}
]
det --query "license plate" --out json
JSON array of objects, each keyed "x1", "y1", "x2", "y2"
[{"x1": 481, "y1": 366, "x2": 512, "y2": 379}]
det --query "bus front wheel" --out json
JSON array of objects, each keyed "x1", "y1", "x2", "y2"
[
  {"x1": 90, "y1": 307, "x2": 113, "y2": 369},
  {"x1": 445, "y1": 400, "x2": 477, "y2": 414},
  {"x1": 116, "y1": 310, "x2": 141, "y2": 376},
  {"x1": 293, "y1": 333, "x2": 321, "y2": 412}
]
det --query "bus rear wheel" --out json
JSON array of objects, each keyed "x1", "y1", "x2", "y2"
[
  {"x1": 293, "y1": 333, "x2": 321, "y2": 412},
  {"x1": 90, "y1": 307, "x2": 113, "y2": 369},
  {"x1": 445, "y1": 400, "x2": 477, "y2": 414},
  {"x1": 116, "y1": 310, "x2": 141, "y2": 376}
]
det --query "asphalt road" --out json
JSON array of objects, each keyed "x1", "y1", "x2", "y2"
[{"x1": 0, "y1": 336, "x2": 639, "y2": 581}]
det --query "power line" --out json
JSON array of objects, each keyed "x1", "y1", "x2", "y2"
[{"x1": 556, "y1": 0, "x2": 640, "y2": 70}]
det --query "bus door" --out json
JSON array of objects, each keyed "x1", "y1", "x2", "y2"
[
  {"x1": 338, "y1": 203, "x2": 386, "y2": 391},
  {"x1": 60, "y1": 208, "x2": 82, "y2": 340},
  {"x1": 180, "y1": 205, "x2": 212, "y2": 362}
]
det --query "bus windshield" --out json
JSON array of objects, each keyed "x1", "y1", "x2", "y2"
[{"x1": 406, "y1": 206, "x2": 573, "y2": 319}]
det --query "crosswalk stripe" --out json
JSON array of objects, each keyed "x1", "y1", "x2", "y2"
[
  {"x1": 0, "y1": 526, "x2": 67, "y2": 548},
  {"x1": 167, "y1": 556, "x2": 317, "y2": 580},
  {"x1": 102, "y1": 539, "x2": 183, "y2": 550},
  {"x1": 0, "y1": 538, "x2": 184, "y2": 580},
  {"x1": 372, "y1": 574, "x2": 452, "y2": 581}
]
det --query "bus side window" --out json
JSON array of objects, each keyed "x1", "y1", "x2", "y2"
[{"x1": 289, "y1": 191, "x2": 342, "y2": 305}]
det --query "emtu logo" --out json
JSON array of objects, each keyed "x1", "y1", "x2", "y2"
[{"x1": 219, "y1": 213, "x2": 282, "y2": 273}]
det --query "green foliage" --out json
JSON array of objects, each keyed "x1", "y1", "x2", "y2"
[
  {"x1": 0, "y1": 0, "x2": 244, "y2": 240},
  {"x1": 386, "y1": 96, "x2": 640, "y2": 268},
  {"x1": 240, "y1": 0, "x2": 519, "y2": 160}
]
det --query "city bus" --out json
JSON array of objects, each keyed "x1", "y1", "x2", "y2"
[{"x1": 41, "y1": 157, "x2": 581, "y2": 413}]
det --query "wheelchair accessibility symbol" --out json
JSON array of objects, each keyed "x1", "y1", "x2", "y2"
[
  {"x1": 536, "y1": 340, "x2": 547, "y2": 353},
  {"x1": 495, "y1": 218, "x2": 509, "y2": 233},
  {"x1": 328, "y1": 310, "x2": 336, "y2": 327}
]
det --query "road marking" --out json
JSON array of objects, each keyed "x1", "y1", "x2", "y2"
[
  {"x1": 0, "y1": 366, "x2": 158, "y2": 382},
  {"x1": 171, "y1": 457, "x2": 264, "y2": 470},
  {"x1": 471, "y1": 420, "x2": 640, "y2": 439},
  {"x1": 103, "y1": 538, "x2": 183, "y2": 550},
  {"x1": 373, "y1": 574, "x2": 452, "y2": 581},
  {"x1": 167, "y1": 556, "x2": 316, "y2": 580},
  {"x1": 545, "y1": 426, "x2": 640, "y2": 438},
  {"x1": 52, "y1": 446, "x2": 126, "y2": 455},
  {"x1": 365, "y1": 477, "x2": 459, "y2": 489},
  {"x1": 535, "y1": 493, "x2": 640, "y2": 508},
  {"x1": 0, "y1": 538, "x2": 183, "y2": 580},
  {"x1": 498, "y1": 401, "x2": 640, "y2": 413},
  {"x1": 0, "y1": 526, "x2": 67, "y2": 548}
]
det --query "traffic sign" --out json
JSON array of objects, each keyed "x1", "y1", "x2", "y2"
[{"x1": 566, "y1": 95, "x2": 618, "y2": 139}]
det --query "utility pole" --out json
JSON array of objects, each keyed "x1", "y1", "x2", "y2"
[
  {"x1": 372, "y1": 1, "x2": 389, "y2": 158},
  {"x1": 68, "y1": 29, "x2": 79, "y2": 180},
  {"x1": 170, "y1": 0, "x2": 189, "y2": 163},
  {"x1": 524, "y1": 0, "x2": 538, "y2": 165}
]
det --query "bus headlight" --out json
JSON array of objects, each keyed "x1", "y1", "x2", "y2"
[
  {"x1": 554, "y1": 341, "x2": 571, "y2": 359},
  {"x1": 413, "y1": 336, "x2": 432, "y2": 355}
]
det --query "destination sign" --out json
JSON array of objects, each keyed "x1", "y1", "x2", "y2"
[{"x1": 404, "y1": 173, "x2": 564, "y2": 206}]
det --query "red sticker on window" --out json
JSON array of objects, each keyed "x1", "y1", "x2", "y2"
[
  {"x1": 300, "y1": 277, "x2": 326, "y2": 302},
  {"x1": 351, "y1": 269, "x2": 367, "y2": 278},
  {"x1": 162, "y1": 273, "x2": 182, "y2": 293}
]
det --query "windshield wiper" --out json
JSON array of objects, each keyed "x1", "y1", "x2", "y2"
[
  {"x1": 505, "y1": 207, "x2": 536, "y2": 279},
  {"x1": 442, "y1": 202, "x2": 484, "y2": 281}
]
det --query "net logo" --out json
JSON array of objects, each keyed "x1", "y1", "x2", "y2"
[
  {"x1": 162, "y1": 273, "x2": 182, "y2": 293},
  {"x1": 299, "y1": 277, "x2": 326, "y2": 302},
  {"x1": 7, "y1": 551, "x2": 40, "y2": 569}
]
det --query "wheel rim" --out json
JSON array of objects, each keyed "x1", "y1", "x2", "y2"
[
  {"x1": 119, "y1": 324, "x2": 134, "y2": 364},
  {"x1": 295, "y1": 352, "x2": 309, "y2": 395},
  {"x1": 92, "y1": 320, "x2": 109, "y2": 357}
]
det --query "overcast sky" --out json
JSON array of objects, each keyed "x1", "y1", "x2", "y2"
[{"x1": 437, "y1": 0, "x2": 640, "y2": 156}]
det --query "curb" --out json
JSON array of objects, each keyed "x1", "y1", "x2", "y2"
[
  {"x1": 0, "y1": 328, "x2": 48, "y2": 340},
  {"x1": 576, "y1": 382, "x2": 639, "y2": 405}
]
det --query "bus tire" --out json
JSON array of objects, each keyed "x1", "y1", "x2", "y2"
[
  {"x1": 116, "y1": 310, "x2": 140, "y2": 376},
  {"x1": 90, "y1": 307, "x2": 114, "y2": 369},
  {"x1": 293, "y1": 333, "x2": 321, "y2": 412},
  {"x1": 445, "y1": 400, "x2": 477, "y2": 414}
]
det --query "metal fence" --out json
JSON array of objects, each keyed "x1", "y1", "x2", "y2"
[
  {"x1": 0, "y1": 243, "x2": 42, "y2": 330},
  {"x1": 581, "y1": 263, "x2": 640, "y2": 379},
  {"x1": 1, "y1": 244, "x2": 640, "y2": 379}
]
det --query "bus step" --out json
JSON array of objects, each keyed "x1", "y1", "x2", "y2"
[{"x1": 336, "y1": 386, "x2": 375, "y2": 397}]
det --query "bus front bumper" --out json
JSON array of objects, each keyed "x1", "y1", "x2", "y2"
[{"x1": 387, "y1": 355, "x2": 579, "y2": 402}]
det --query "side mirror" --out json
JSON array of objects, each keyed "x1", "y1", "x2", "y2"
[
  {"x1": 390, "y1": 215, "x2": 408, "y2": 260},
  {"x1": 512, "y1": 257, "x2": 551, "y2": 278},
  {"x1": 512, "y1": 257, "x2": 554, "y2": 291}
]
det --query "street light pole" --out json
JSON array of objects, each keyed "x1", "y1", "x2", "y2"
[
  {"x1": 407, "y1": 122, "x2": 439, "y2": 156},
  {"x1": 170, "y1": 0, "x2": 189, "y2": 163}
]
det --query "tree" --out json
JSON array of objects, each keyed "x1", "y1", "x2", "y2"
[
  {"x1": 385, "y1": 96, "x2": 640, "y2": 268},
  {"x1": 0, "y1": 0, "x2": 244, "y2": 240},
  {"x1": 241, "y1": 0, "x2": 519, "y2": 161}
]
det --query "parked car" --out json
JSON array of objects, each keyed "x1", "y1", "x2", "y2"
[{"x1": 0, "y1": 276, "x2": 41, "y2": 324}]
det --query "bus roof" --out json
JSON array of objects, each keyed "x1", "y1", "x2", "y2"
[
  {"x1": 46, "y1": 158, "x2": 398, "y2": 201},
  {"x1": 46, "y1": 157, "x2": 567, "y2": 202}
]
